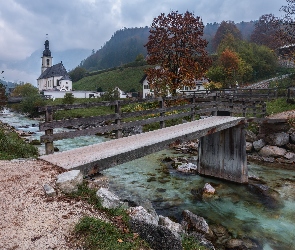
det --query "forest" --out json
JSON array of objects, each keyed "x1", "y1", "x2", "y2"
[{"x1": 77, "y1": 21, "x2": 256, "y2": 73}]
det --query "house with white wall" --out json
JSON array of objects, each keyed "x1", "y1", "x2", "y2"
[
  {"x1": 43, "y1": 90, "x2": 102, "y2": 100},
  {"x1": 140, "y1": 74, "x2": 208, "y2": 98}
]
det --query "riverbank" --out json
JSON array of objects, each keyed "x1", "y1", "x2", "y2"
[
  {"x1": 0, "y1": 158, "x2": 110, "y2": 249},
  {"x1": 1, "y1": 110, "x2": 295, "y2": 249}
]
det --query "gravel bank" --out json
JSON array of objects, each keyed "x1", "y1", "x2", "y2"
[{"x1": 0, "y1": 159, "x2": 106, "y2": 250}]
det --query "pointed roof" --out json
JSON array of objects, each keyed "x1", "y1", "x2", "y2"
[
  {"x1": 38, "y1": 62, "x2": 71, "y2": 80},
  {"x1": 43, "y1": 40, "x2": 51, "y2": 57}
]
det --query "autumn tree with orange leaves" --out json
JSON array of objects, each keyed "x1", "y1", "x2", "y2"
[
  {"x1": 145, "y1": 11, "x2": 211, "y2": 97},
  {"x1": 220, "y1": 49, "x2": 240, "y2": 85}
]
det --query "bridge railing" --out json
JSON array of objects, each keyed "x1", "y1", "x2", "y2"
[{"x1": 38, "y1": 94, "x2": 266, "y2": 154}]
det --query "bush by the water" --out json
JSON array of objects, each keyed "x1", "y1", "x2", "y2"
[{"x1": 0, "y1": 123, "x2": 39, "y2": 160}]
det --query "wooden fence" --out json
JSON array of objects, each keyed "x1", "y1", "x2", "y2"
[{"x1": 38, "y1": 91, "x2": 269, "y2": 155}]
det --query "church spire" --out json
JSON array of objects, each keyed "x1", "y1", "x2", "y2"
[
  {"x1": 43, "y1": 39, "x2": 51, "y2": 57},
  {"x1": 41, "y1": 34, "x2": 53, "y2": 73}
]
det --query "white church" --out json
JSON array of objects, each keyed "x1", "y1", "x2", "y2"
[{"x1": 37, "y1": 39, "x2": 72, "y2": 91}]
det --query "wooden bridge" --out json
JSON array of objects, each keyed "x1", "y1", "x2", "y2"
[
  {"x1": 37, "y1": 91, "x2": 280, "y2": 183},
  {"x1": 40, "y1": 115, "x2": 248, "y2": 183}
]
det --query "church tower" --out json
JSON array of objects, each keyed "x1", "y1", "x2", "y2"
[{"x1": 41, "y1": 39, "x2": 53, "y2": 73}]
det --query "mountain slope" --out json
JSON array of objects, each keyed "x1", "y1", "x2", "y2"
[
  {"x1": 81, "y1": 27, "x2": 150, "y2": 71},
  {"x1": 73, "y1": 65, "x2": 150, "y2": 92},
  {"x1": 80, "y1": 21, "x2": 255, "y2": 71}
]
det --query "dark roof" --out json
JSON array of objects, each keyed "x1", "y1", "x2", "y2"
[
  {"x1": 38, "y1": 62, "x2": 71, "y2": 80},
  {"x1": 60, "y1": 75, "x2": 71, "y2": 81},
  {"x1": 139, "y1": 74, "x2": 147, "y2": 84}
]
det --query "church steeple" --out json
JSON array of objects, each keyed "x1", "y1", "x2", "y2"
[
  {"x1": 41, "y1": 35, "x2": 53, "y2": 73},
  {"x1": 43, "y1": 40, "x2": 51, "y2": 57}
]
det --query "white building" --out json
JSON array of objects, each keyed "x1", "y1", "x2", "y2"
[
  {"x1": 43, "y1": 90, "x2": 102, "y2": 100},
  {"x1": 37, "y1": 39, "x2": 73, "y2": 91},
  {"x1": 140, "y1": 75, "x2": 208, "y2": 98}
]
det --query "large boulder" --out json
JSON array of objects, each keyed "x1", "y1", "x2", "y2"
[
  {"x1": 128, "y1": 206, "x2": 158, "y2": 225},
  {"x1": 181, "y1": 210, "x2": 210, "y2": 235},
  {"x1": 203, "y1": 183, "x2": 215, "y2": 195},
  {"x1": 188, "y1": 232, "x2": 215, "y2": 250},
  {"x1": 258, "y1": 146, "x2": 286, "y2": 158},
  {"x1": 56, "y1": 170, "x2": 83, "y2": 194},
  {"x1": 129, "y1": 219, "x2": 183, "y2": 250},
  {"x1": 289, "y1": 131, "x2": 295, "y2": 143},
  {"x1": 265, "y1": 132, "x2": 289, "y2": 146},
  {"x1": 245, "y1": 129, "x2": 257, "y2": 142},
  {"x1": 158, "y1": 215, "x2": 184, "y2": 237},
  {"x1": 253, "y1": 139, "x2": 265, "y2": 151},
  {"x1": 96, "y1": 187, "x2": 127, "y2": 209},
  {"x1": 176, "y1": 163, "x2": 198, "y2": 173},
  {"x1": 284, "y1": 152, "x2": 295, "y2": 161}
]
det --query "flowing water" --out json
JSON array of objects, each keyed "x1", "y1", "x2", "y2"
[{"x1": 1, "y1": 109, "x2": 295, "y2": 249}]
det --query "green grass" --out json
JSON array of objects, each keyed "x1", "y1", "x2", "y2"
[
  {"x1": 75, "y1": 216, "x2": 150, "y2": 250},
  {"x1": 69, "y1": 182, "x2": 210, "y2": 250},
  {"x1": 182, "y1": 235, "x2": 210, "y2": 250},
  {"x1": 53, "y1": 106, "x2": 113, "y2": 120},
  {"x1": 68, "y1": 182, "x2": 150, "y2": 249},
  {"x1": 43, "y1": 98, "x2": 114, "y2": 120},
  {"x1": 0, "y1": 123, "x2": 39, "y2": 160},
  {"x1": 266, "y1": 98, "x2": 295, "y2": 116},
  {"x1": 73, "y1": 65, "x2": 151, "y2": 92}
]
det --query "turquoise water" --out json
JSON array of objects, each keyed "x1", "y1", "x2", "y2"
[
  {"x1": 103, "y1": 151, "x2": 295, "y2": 250},
  {"x1": 0, "y1": 109, "x2": 109, "y2": 154},
  {"x1": 1, "y1": 109, "x2": 295, "y2": 249}
]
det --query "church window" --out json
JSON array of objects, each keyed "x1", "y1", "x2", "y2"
[{"x1": 47, "y1": 59, "x2": 50, "y2": 66}]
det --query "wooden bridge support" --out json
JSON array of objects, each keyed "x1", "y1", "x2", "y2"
[
  {"x1": 45, "y1": 106, "x2": 54, "y2": 155},
  {"x1": 198, "y1": 124, "x2": 248, "y2": 183}
]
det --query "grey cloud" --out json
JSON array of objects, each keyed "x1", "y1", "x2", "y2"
[{"x1": 0, "y1": 0, "x2": 287, "y2": 83}]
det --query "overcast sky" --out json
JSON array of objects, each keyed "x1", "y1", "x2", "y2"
[{"x1": 0, "y1": 0, "x2": 287, "y2": 83}]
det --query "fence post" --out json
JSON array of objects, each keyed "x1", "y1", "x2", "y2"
[
  {"x1": 211, "y1": 94, "x2": 217, "y2": 116},
  {"x1": 242, "y1": 100, "x2": 246, "y2": 117},
  {"x1": 262, "y1": 102, "x2": 266, "y2": 117},
  {"x1": 229, "y1": 97, "x2": 233, "y2": 116},
  {"x1": 190, "y1": 95, "x2": 196, "y2": 121},
  {"x1": 115, "y1": 100, "x2": 122, "y2": 139},
  {"x1": 45, "y1": 106, "x2": 54, "y2": 155},
  {"x1": 253, "y1": 101, "x2": 257, "y2": 117},
  {"x1": 159, "y1": 97, "x2": 165, "y2": 129}
]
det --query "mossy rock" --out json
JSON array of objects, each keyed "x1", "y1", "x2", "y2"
[{"x1": 30, "y1": 139, "x2": 42, "y2": 145}]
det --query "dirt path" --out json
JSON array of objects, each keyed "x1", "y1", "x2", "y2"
[{"x1": 0, "y1": 159, "x2": 106, "y2": 250}]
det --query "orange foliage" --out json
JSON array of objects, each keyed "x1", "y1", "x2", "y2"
[{"x1": 145, "y1": 11, "x2": 211, "y2": 97}]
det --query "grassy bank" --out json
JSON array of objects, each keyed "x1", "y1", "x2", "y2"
[
  {"x1": 73, "y1": 65, "x2": 150, "y2": 92},
  {"x1": 69, "y1": 182, "x2": 208, "y2": 250},
  {"x1": 0, "y1": 122, "x2": 38, "y2": 160}
]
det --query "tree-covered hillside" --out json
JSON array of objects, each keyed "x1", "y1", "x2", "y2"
[
  {"x1": 79, "y1": 22, "x2": 255, "y2": 72},
  {"x1": 81, "y1": 27, "x2": 150, "y2": 71}
]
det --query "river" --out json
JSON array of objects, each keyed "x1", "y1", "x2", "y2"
[{"x1": 1, "y1": 109, "x2": 295, "y2": 250}]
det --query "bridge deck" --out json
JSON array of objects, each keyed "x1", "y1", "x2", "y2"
[{"x1": 39, "y1": 116, "x2": 245, "y2": 175}]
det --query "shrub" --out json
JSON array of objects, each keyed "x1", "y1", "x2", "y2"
[
  {"x1": 0, "y1": 125, "x2": 39, "y2": 160},
  {"x1": 62, "y1": 93, "x2": 75, "y2": 104}
]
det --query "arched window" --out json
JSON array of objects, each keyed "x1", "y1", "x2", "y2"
[{"x1": 47, "y1": 59, "x2": 50, "y2": 66}]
